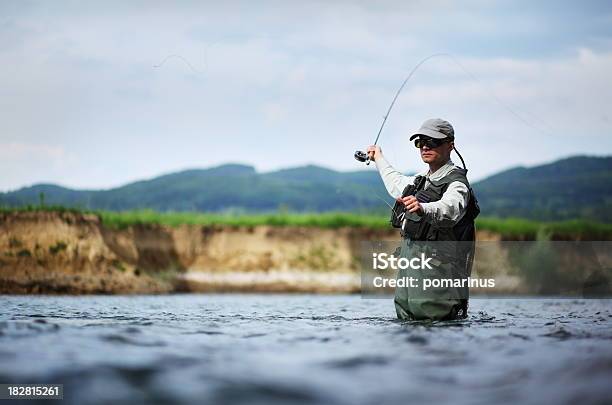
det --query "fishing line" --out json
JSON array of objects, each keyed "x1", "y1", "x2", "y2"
[
  {"x1": 153, "y1": 42, "x2": 218, "y2": 74},
  {"x1": 441, "y1": 53, "x2": 554, "y2": 138},
  {"x1": 153, "y1": 54, "x2": 205, "y2": 74},
  {"x1": 371, "y1": 192, "x2": 395, "y2": 210},
  {"x1": 335, "y1": 186, "x2": 395, "y2": 211},
  {"x1": 152, "y1": 48, "x2": 552, "y2": 208},
  {"x1": 355, "y1": 52, "x2": 555, "y2": 165}
]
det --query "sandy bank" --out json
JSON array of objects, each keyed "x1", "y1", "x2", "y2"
[
  {"x1": 1, "y1": 211, "x2": 399, "y2": 294},
  {"x1": 9, "y1": 210, "x2": 591, "y2": 295}
]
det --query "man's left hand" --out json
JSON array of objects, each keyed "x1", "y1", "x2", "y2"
[{"x1": 398, "y1": 195, "x2": 424, "y2": 216}]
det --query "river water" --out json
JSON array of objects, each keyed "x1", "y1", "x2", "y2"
[{"x1": 1, "y1": 294, "x2": 611, "y2": 405}]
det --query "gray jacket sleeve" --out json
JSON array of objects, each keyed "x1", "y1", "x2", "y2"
[
  {"x1": 421, "y1": 181, "x2": 469, "y2": 227},
  {"x1": 374, "y1": 154, "x2": 415, "y2": 199},
  {"x1": 375, "y1": 154, "x2": 469, "y2": 227}
]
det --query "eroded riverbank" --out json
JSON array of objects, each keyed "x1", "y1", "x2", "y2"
[{"x1": 1, "y1": 211, "x2": 606, "y2": 295}]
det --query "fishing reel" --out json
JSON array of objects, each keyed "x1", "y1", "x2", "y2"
[{"x1": 354, "y1": 150, "x2": 371, "y2": 165}]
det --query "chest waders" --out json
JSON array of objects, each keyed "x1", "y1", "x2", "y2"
[{"x1": 390, "y1": 168, "x2": 480, "y2": 321}]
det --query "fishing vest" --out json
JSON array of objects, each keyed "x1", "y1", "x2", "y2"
[{"x1": 390, "y1": 167, "x2": 480, "y2": 243}]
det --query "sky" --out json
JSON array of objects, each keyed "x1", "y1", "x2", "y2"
[{"x1": 1, "y1": 0, "x2": 611, "y2": 192}]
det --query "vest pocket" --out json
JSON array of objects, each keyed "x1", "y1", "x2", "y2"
[{"x1": 426, "y1": 227, "x2": 438, "y2": 241}]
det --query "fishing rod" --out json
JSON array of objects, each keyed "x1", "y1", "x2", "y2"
[
  {"x1": 354, "y1": 53, "x2": 447, "y2": 165},
  {"x1": 354, "y1": 52, "x2": 552, "y2": 166}
]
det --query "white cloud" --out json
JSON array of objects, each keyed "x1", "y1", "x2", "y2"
[
  {"x1": 0, "y1": 142, "x2": 79, "y2": 191},
  {"x1": 0, "y1": 1, "x2": 611, "y2": 191},
  {"x1": 0, "y1": 142, "x2": 67, "y2": 161}
]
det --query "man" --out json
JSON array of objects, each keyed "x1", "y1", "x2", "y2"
[{"x1": 367, "y1": 118, "x2": 478, "y2": 321}]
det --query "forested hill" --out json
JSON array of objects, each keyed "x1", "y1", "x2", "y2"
[
  {"x1": 1, "y1": 156, "x2": 611, "y2": 222},
  {"x1": 474, "y1": 156, "x2": 612, "y2": 221}
]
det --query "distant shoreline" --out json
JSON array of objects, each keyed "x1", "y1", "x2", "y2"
[
  {"x1": 3, "y1": 206, "x2": 611, "y2": 240},
  {"x1": 1, "y1": 209, "x2": 609, "y2": 295}
]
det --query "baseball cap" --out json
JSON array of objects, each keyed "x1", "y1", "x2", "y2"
[{"x1": 409, "y1": 118, "x2": 455, "y2": 141}]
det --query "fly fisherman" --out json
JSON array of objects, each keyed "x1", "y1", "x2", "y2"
[{"x1": 366, "y1": 118, "x2": 479, "y2": 321}]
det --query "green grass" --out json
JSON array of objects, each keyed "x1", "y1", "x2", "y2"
[
  {"x1": 97, "y1": 210, "x2": 390, "y2": 229},
  {"x1": 475, "y1": 217, "x2": 612, "y2": 240},
  {"x1": 0, "y1": 204, "x2": 84, "y2": 215},
  {"x1": 2, "y1": 206, "x2": 611, "y2": 239}
]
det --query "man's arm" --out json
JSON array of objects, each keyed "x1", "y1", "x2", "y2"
[
  {"x1": 369, "y1": 147, "x2": 415, "y2": 199},
  {"x1": 420, "y1": 181, "x2": 469, "y2": 227}
]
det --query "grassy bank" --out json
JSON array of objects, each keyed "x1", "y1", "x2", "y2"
[{"x1": 2, "y1": 206, "x2": 611, "y2": 240}]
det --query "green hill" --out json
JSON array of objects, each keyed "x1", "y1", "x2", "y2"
[
  {"x1": 0, "y1": 163, "x2": 389, "y2": 213},
  {"x1": 475, "y1": 156, "x2": 612, "y2": 221},
  {"x1": 1, "y1": 156, "x2": 610, "y2": 221}
]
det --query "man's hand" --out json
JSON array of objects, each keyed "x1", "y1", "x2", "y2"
[
  {"x1": 366, "y1": 145, "x2": 382, "y2": 162},
  {"x1": 398, "y1": 195, "x2": 424, "y2": 216}
]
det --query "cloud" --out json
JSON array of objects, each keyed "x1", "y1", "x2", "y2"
[
  {"x1": 0, "y1": 142, "x2": 67, "y2": 161},
  {"x1": 0, "y1": 142, "x2": 79, "y2": 191},
  {"x1": 0, "y1": 1, "x2": 611, "y2": 191}
]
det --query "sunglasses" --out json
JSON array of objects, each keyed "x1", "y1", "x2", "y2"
[{"x1": 414, "y1": 137, "x2": 449, "y2": 149}]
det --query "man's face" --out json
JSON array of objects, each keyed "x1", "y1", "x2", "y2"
[{"x1": 417, "y1": 136, "x2": 453, "y2": 164}]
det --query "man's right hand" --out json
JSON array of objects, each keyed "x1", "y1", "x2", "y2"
[{"x1": 367, "y1": 145, "x2": 382, "y2": 162}]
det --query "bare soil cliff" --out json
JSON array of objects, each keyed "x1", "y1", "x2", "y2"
[{"x1": 1, "y1": 211, "x2": 400, "y2": 294}]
